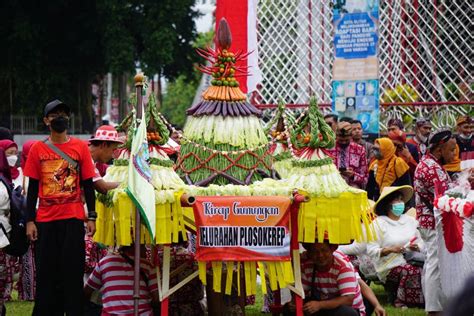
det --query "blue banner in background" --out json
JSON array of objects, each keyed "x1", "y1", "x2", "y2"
[
  {"x1": 331, "y1": 0, "x2": 380, "y2": 136},
  {"x1": 334, "y1": 12, "x2": 378, "y2": 59}
]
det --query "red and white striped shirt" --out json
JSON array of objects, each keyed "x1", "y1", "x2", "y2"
[
  {"x1": 301, "y1": 250, "x2": 365, "y2": 315},
  {"x1": 86, "y1": 254, "x2": 158, "y2": 316}
]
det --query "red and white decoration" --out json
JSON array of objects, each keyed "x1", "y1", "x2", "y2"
[
  {"x1": 215, "y1": 0, "x2": 262, "y2": 94},
  {"x1": 434, "y1": 178, "x2": 474, "y2": 299}
]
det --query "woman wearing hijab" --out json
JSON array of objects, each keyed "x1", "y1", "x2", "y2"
[
  {"x1": 0, "y1": 149, "x2": 12, "y2": 315},
  {"x1": 17, "y1": 140, "x2": 37, "y2": 301},
  {"x1": 367, "y1": 138, "x2": 411, "y2": 201},
  {"x1": 0, "y1": 140, "x2": 22, "y2": 188},
  {"x1": 0, "y1": 140, "x2": 22, "y2": 303},
  {"x1": 388, "y1": 130, "x2": 418, "y2": 179}
]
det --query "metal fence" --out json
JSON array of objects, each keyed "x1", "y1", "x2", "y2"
[
  {"x1": 10, "y1": 114, "x2": 81, "y2": 135},
  {"x1": 253, "y1": 0, "x2": 473, "y2": 132},
  {"x1": 255, "y1": 0, "x2": 473, "y2": 105}
]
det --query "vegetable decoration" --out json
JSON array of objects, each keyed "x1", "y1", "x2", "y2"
[
  {"x1": 290, "y1": 97, "x2": 335, "y2": 150},
  {"x1": 94, "y1": 75, "x2": 187, "y2": 247},
  {"x1": 280, "y1": 97, "x2": 375, "y2": 245},
  {"x1": 187, "y1": 18, "x2": 261, "y2": 117},
  {"x1": 266, "y1": 100, "x2": 297, "y2": 178},
  {"x1": 145, "y1": 93, "x2": 170, "y2": 146},
  {"x1": 177, "y1": 18, "x2": 273, "y2": 186}
]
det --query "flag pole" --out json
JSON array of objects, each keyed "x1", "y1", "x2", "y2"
[{"x1": 133, "y1": 73, "x2": 145, "y2": 316}]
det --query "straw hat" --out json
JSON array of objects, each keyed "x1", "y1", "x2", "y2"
[{"x1": 374, "y1": 185, "x2": 414, "y2": 215}]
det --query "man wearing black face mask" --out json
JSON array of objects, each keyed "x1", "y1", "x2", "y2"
[
  {"x1": 414, "y1": 129, "x2": 456, "y2": 316},
  {"x1": 23, "y1": 99, "x2": 96, "y2": 316}
]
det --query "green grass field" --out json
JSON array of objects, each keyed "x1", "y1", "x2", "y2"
[
  {"x1": 5, "y1": 284, "x2": 425, "y2": 315},
  {"x1": 244, "y1": 283, "x2": 425, "y2": 316},
  {"x1": 4, "y1": 291, "x2": 33, "y2": 316}
]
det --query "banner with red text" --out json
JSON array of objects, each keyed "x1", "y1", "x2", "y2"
[{"x1": 193, "y1": 196, "x2": 292, "y2": 261}]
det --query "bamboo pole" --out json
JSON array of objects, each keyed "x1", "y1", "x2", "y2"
[{"x1": 133, "y1": 73, "x2": 145, "y2": 316}]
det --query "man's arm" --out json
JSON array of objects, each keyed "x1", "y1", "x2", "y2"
[
  {"x1": 318, "y1": 294, "x2": 354, "y2": 309},
  {"x1": 84, "y1": 265, "x2": 102, "y2": 301},
  {"x1": 93, "y1": 179, "x2": 120, "y2": 195},
  {"x1": 359, "y1": 279, "x2": 386, "y2": 316},
  {"x1": 26, "y1": 178, "x2": 39, "y2": 241},
  {"x1": 352, "y1": 152, "x2": 368, "y2": 188},
  {"x1": 82, "y1": 178, "x2": 96, "y2": 236},
  {"x1": 84, "y1": 284, "x2": 95, "y2": 301},
  {"x1": 26, "y1": 178, "x2": 39, "y2": 222},
  {"x1": 303, "y1": 294, "x2": 354, "y2": 314},
  {"x1": 82, "y1": 178, "x2": 96, "y2": 219}
]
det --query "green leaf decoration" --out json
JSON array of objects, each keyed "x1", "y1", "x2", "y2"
[
  {"x1": 146, "y1": 93, "x2": 170, "y2": 145},
  {"x1": 290, "y1": 97, "x2": 335, "y2": 149}
]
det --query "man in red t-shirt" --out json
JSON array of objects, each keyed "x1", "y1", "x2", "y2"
[{"x1": 24, "y1": 99, "x2": 96, "y2": 316}]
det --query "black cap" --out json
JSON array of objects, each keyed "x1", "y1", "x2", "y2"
[
  {"x1": 428, "y1": 129, "x2": 452, "y2": 148},
  {"x1": 44, "y1": 99, "x2": 70, "y2": 117}
]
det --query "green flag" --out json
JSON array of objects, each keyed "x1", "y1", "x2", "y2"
[{"x1": 125, "y1": 105, "x2": 156, "y2": 240}]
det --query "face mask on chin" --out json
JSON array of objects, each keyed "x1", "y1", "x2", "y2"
[
  {"x1": 373, "y1": 148, "x2": 383, "y2": 160},
  {"x1": 50, "y1": 116, "x2": 69, "y2": 133},
  {"x1": 417, "y1": 134, "x2": 428, "y2": 143},
  {"x1": 459, "y1": 133, "x2": 472, "y2": 140}
]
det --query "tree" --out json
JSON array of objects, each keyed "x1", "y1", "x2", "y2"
[
  {"x1": 0, "y1": 0, "x2": 198, "y2": 132},
  {"x1": 161, "y1": 31, "x2": 214, "y2": 128}
]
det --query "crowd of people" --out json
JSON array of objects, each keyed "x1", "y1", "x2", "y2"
[
  {"x1": 306, "y1": 114, "x2": 473, "y2": 316},
  {"x1": 0, "y1": 100, "x2": 472, "y2": 315}
]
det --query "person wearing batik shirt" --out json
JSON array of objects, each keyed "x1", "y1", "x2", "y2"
[
  {"x1": 455, "y1": 116, "x2": 474, "y2": 164},
  {"x1": 414, "y1": 129, "x2": 456, "y2": 316},
  {"x1": 351, "y1": 119, "x2": 374, "y2": 162},
  {"x1": 327, "y1": 122, "x2": 368, "y2": 189},
  {"x1": 407, "y1": 117, "x2": 432, "y2": 158}
]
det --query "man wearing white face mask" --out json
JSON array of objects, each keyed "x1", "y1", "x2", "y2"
[
  {"x1": 407, "y1": 117, "x2": 432, "y2": 159},
  {"x1": 455, "y1": 116, "x2": 473, "y2": 167},
  {"x1": 0, "y1": 140, "x2": 22, "y2": 188}
]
